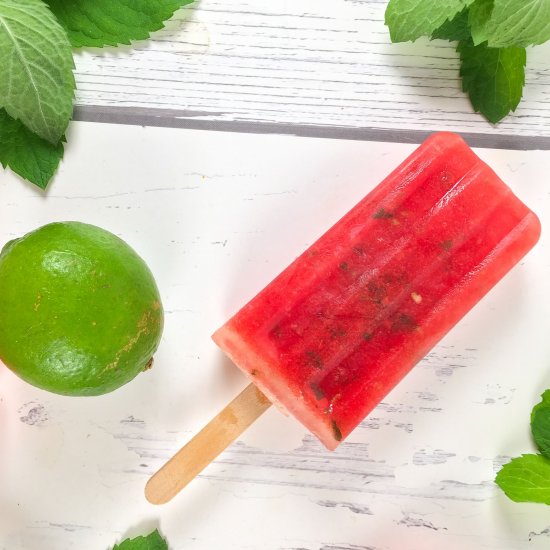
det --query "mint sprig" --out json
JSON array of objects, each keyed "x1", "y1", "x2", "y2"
[
  {"x1": 0, "y1": 0, "x2": 75, "y2": 144},
  {"x1": 385, "y1": 0, "x2": 477, "y2": 42},
  {"x1": 472, "y1": 0, "x2": 550, "y2": 48},
  {"x1": 531, "y1": 389, "x2": 550, "y2": 458},
  {"x1": 431, "y1": 9, "x2": 471, "y2": 42},
  {"x1": 384, "y1": 0, "x2": 549, "y2": 123},
  {"x1": 46, "y1": 0, "x2": 192, "y2": 48},
  {"x1": 496, "y1": 454, "x2": 550, "y2": 505},
  {"x1": 458, "y1": 39, "x2": 526, "y2": 124},
  {"x1": 0, "y1": 109, "x2": 64, "y2": 189},
  {"x1": 467, "y1": 0, "x2": 494, "y2": 45},
  {"x1": 112, "y1": 529, "x2": 168, "y2": 550},
  {"x1": 496, "y1": 391, "x2": 550, "y2": 505},
  {"x1": 0, "y1": 0, "x2": 193, "y2": 189}
]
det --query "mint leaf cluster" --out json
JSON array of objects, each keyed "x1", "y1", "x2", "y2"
[
  {"x1": 0, "y1": 0, "x2": 193, "y2": 189},
  {"x1": 46, "y1": 0, "x2": 189, "y2": 48},
  {"x1": 496, "y1": 391, "x2": 550, "y2": 505},
  {"x1": 384, "y1": 0, "x2": 548, "y2": 123},
  {"x1": 112, "y1": 529, "x2": 168, "y2": 550}
]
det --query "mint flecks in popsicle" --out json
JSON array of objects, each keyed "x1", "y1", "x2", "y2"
[{"x1": 213, "y1": 132, "x2": 540, "y2": 450}]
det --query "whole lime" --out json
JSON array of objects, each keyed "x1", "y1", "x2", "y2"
[{"x1": 0, "y1": 222, "x2": 164, "y2": 396}]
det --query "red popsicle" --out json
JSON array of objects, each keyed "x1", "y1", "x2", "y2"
[
  {"x1": 146, "y1": 132, "x2": 540, "y2": 503},
  {"x1": 212, "y1": 132, "x2": 540, "y2": 449}
]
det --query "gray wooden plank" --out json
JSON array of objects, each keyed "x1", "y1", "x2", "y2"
[{"x1": 74, "y1": 105, "x2": 550, "y2": 150}]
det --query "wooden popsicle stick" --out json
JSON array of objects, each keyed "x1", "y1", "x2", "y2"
[{"x1": 145, "y1": 382, "x2": 272, "y2": 504}]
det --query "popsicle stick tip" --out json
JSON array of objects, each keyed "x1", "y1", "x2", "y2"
[{"x1": 144, "y1": 475, "x2": 171, "y2": 505}]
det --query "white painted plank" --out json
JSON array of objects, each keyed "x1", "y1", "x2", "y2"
[
  {"x1": 73, "y1": 0, "x2": 550, "y2": 136},
  {"x1": 1, "y1": 123, "x2": 550, "y2": 549}
]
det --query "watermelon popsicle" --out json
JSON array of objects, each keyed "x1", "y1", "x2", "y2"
[
  {"x1": 212, "y1": 132, "x2": 540, "y2": 450},
  {"x1": 146, "y1": 132, "x2": 540, "y2": 503}
]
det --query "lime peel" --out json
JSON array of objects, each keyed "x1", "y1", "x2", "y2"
[{"x1": 0, "y1": 221, "x2": 164, "y2": 396}]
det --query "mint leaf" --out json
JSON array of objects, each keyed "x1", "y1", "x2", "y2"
[
  {"x1": 473, "y1": 0, "x2": 550, "y2": 48},
  {"x1": 531, "y1": 390, "x2": 550, "y2": 459},
  {"x1": 458, "y1": 39, "x2": 526, "y2": 123},
  {"x1": 0, "y1": 0, "x2": 75, "y2": 144},
  {"x1": 385, "y1": 0, "x2": 477, "y2": 42},
  {"x1": 0, "y1": 108, "x2": 63, "y2": 189},
  {"x1": 468, "y1": 0, "x2": 494, "y2": 44},
  {"x1": 112, "y1": 529, "x2": 168, "y2": 550},
  {"x1": 46, "y1": 0, "x2": 194, "y2": 48},
  {"x1": 431, "y1": 8, "x2": 471, "y2": 41},
  {"x1": 496, "y1": 454, "x2": 550, "y2": 504}
]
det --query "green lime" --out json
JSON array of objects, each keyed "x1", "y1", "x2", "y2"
[{"x1": 0, "y1": 222, "x2": 164, "y2": 396}]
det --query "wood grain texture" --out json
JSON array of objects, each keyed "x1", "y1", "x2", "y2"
[
  {"x1": 72, "y1": 0, "x2": 550, "y2": 137},
  {"x1": 146, "y1": 383, "x2": 271, "y2": 503},
  {"x1": 1, "y1": 123, "x2": 550, "y2": 549}
]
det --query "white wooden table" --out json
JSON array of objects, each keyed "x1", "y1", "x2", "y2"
[{"x1": 2, "y1": 3, "x2": 550, "y2": 549}]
